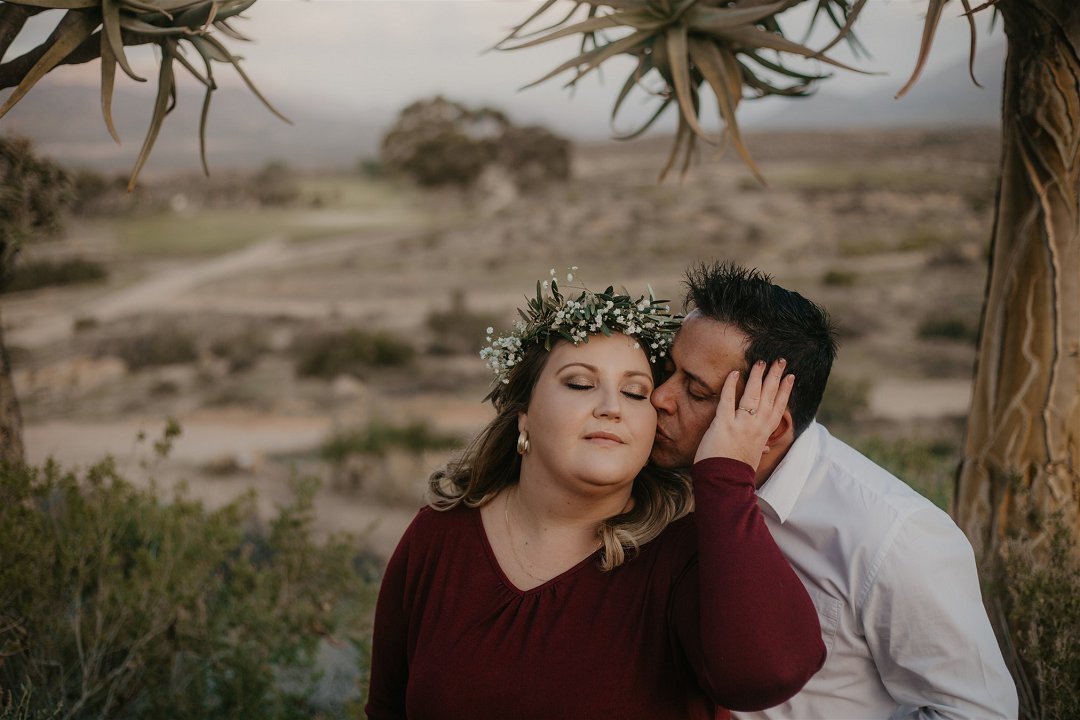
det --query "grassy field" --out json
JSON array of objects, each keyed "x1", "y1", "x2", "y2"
[{"x1": 115, "y1": 177, "x2": 428, "y2": 257}]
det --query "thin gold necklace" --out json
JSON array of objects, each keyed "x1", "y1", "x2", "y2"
[{"x1": 503, "y1": 487, "x2": 548, "y2": 584}]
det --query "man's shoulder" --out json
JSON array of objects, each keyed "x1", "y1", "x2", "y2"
[{"x1": 801, "y1": 425, "x2": 955, "y2": 535}]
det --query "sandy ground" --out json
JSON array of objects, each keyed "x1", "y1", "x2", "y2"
[{"x1": 9, "y1": 128, "x2": 995, "y2": 559}]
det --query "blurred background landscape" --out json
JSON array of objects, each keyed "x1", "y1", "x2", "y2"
[{"x1": 1, "y1": 0, "x2": 1011, "y2": 715}]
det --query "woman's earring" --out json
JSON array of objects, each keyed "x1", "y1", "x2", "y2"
[{"x1": 517, "y1": 430, "x2": 531, "y2": 456}]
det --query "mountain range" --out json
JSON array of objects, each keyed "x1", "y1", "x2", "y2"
[{"x1": 0, "y1": 42, "x2": 1005, "y2": 176}]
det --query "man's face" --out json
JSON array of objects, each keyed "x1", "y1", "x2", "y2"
[{"x1": 650, "y1": 313, "x2": 749, "y2": 469}]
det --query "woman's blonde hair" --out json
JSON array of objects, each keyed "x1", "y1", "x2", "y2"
[{"x1": 429, "y1": 339, "x2": 692, "y2": 571}]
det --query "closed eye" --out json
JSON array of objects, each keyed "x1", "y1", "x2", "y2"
[
  {"x1": 687, "y1": 380, "x2": 713, "y2": 402},
  {"x1": 567, "y1": 382, "x2": 594, "y2": 391},
  {"x1": 622, "y1": 390, "x2": 648, "y2": 401}
]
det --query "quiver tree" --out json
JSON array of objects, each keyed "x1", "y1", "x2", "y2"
[{"x1": 500, "y1": 0, "x2": 1079, "y2": 713}]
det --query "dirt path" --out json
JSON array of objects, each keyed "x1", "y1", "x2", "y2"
[
  {"x1": 868, "y1": 378, "x2": 972, "y2": 421},
  {"x1": 7, "y1": 225, "x2": 422, "y2": 349}
]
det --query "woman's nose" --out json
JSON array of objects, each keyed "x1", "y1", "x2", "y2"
[{"x1": 594, "y1": 386, "x2": 622, "y2": 420}]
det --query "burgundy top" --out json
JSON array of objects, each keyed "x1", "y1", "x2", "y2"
[{"x1": 366, "y1": 458, "x2": 825, "y2": 720}]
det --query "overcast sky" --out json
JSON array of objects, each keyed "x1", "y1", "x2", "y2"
[
  {"x1": 247, "y1": 1, "x2": 1001, "y2": 127},
  {"x1": 10, "y1": 0, "x2": 1003, "y2": 138}
]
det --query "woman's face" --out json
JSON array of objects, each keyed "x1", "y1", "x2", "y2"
[{"x1": 518, "y1": 333, "x2": 657, "y2": 495}]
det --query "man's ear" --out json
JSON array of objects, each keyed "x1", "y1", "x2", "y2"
[{"x1": 768, "y1": 409, "x2": 794, "y2": 447}]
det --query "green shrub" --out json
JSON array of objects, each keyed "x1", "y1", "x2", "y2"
[
  {"x1": 251, "y1": 161, "x2": 300, "y2": 207},
  {"x1": 821, "y1": 269, "x2": 858, "y2": 287},
  {"x1": 850, "y1": 436, "x2": 957, "y2": 510},
  {"x1": 295, "y1": 329, "x2": 414, "y2": 379},
  {"x1": 209, "y1": 328, "x2": 269, "y2": 373},
  {"x1": 425, "y1": 290, "x2": 502, "y2": 356},
  {"x1": 2, "y1": 258, "x2": 107, "y2": 294},
  {"x1": 103, "y1": 326, "x2": 198, "y2": 370},
  {"x1": 321, "y1": 420, "x2": 461, "y2": 463},
  {"x1": 0, "y1": 687, "x2": 62, "y2": 720},
  {"x1": 357, "y1": 158, "x2": 383, "y2": 179},
  {"x1": 0, "y1": 447, "x2": 373, "y2": 719},
  {"x1": 0, "y1": 135, "x2": 73, "y2": 250},
  {"x1": 815, "y1": 376, "x2": 870, "y2": 428},
  {"x1": 72, "y1": 316, "x2": 99, "y2": 333},
  {"x1": 899, "y1": 227, "x2": 954, "y2": 252},
  {"x1": 917, "y1": 316, "x2": 978, "y2": 343}
]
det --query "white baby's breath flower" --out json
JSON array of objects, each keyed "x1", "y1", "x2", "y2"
[{"x1": 481, "y1": 266, "x2": 679, "y2": 389}]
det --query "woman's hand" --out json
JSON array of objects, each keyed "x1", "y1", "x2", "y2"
[{"x1": 693, "y1": 359, "x2": 794, "y2": 470}]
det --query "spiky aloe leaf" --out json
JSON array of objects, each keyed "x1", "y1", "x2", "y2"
[
  {"x1": 688, "y1": 36, "x2": 764, "y2": 183},
  {"x1": 896, "y1": 0, "x2": 948, "y2": 98},
  {"x1": 128, "y1": 39, "x2": 177, "y2": 190},
  {"x1": 0, "y1": 8, "x2": 100, "y2": 117},
  {"x1": 503, "y1": 0, "x2": 876, "y2": 181},
  {"x1": 102, "y1": 0, "x2": 145, "y2": 81},
  {"x1": 0, "y1": 0, "x2": 283, "y2": 188},
  {"x1": 100, "y1": 30, "x2": 121, "y2": 143}
]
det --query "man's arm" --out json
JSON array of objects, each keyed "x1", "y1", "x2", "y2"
[{"x1": 861, "y1": 506, "x2": 1018, "y2": 719}]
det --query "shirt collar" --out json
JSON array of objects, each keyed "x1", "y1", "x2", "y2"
[{"x1": 756, "y1": 420, "x2": 823, "y2": 523}]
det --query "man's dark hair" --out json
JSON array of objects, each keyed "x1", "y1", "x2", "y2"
[{"x1": 685, "y1": 261, "x2": 838, "y2": 436}]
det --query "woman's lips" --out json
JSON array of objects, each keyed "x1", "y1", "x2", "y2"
[{"x1": 584, "y1": 431, "x2": 624, "y2": 444}]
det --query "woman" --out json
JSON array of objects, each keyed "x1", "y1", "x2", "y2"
[{"x1": 365, "y1": 276, "x2": 824, "y2": 719}]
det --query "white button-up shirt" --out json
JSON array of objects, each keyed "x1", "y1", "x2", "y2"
[{"x1": 734, "y1": 422, "x2": 1017, "y2": 720}]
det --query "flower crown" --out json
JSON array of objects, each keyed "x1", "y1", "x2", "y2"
[{"x1": 481, "y1": 268, "x2": 682, "y2": 388}]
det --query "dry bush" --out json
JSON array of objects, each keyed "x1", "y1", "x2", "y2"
[
  {"x1": 917, "y1": 316, "x2": 978, "y2": 343},
  {"x1": 815, "y1": 376, "x2": 870, "y2": 429},
  {"x1": 0, "y1": 435, "x2": 375, "y2": 719},
  {"x1": 425, "y1": 290, "x2": 502, "y2": 356},
  {"x1": 999, "y1": 494, "x2": 1080, "y2": 720},
  {"x1": 98, "y1": 325, "x2": 198, "y2": 371},
  {"x1": 294, "y1": 329, "x2": 414, "y2": 379},
  {"x1": 1, "y1": 258, "x2": 107, "y2": 294}
]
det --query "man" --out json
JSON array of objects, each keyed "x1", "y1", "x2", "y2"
[{"x1": 651, "y1": 262, "x2": 1017, "y2": 719}]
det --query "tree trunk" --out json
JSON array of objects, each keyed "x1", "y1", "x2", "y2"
[
  {"x1": 955, "y1": 0, "x2": 1080, "y2": 570},
  {"x1": 0, "y1": 311, "x2": 25, "y2": 463}
]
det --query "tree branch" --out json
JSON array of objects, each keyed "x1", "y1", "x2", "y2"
[
  {"x1": 0, "y1": 25, "x2": 156, "y2": 91},
  {"x1": 0, "y1": 4, "x2": 45, "y2": 60}
]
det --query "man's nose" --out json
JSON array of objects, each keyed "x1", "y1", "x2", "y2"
[{"x1": 651, "y1": 378, "x2": 676, "y2": 414}]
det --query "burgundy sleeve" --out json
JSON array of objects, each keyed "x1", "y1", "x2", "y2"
[
  {"x1": 672, "y1": 457, "x2": 825, "y2": 711},
  {"x1": 365, "y1": 519, "x2": 415, "y2": 720}
]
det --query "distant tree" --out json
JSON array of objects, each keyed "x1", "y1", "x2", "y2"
[
  {"x1": 250, "y1": 160, "x2": 299, "y2": 207},
  {"x1": 496, "y1": 125, "x2": 571, "y2": 190},
  {"x1": 380, "y1": 95, "x2": 571, "y2": 190}
]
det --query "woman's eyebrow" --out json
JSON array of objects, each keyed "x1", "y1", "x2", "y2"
[
  {"x1": 556, "y1": 363, "x2": 652, "y2": 382},
  {"x1": 556, "y1": 362, "x2": 599, "y2": 373}
]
